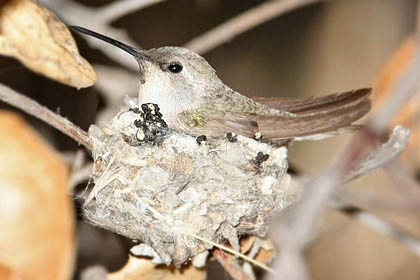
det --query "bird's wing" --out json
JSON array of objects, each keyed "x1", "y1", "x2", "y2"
[
  {"x1": 206, "y1": 88, "x2": 371, "y2": 139},
  {"x1": 204, "y1": 112, "x2": 260, "y2": 137},
  {"x1": 250, "y1": 88, "x2": 371, "y2": 114}
]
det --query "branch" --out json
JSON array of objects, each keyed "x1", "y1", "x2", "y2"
[
  {"x1": 0, "y1": 84, "x2": 92, "y2": 151},
  {"x1": 184, "y1": 0, "x2": 320, "y2": 54},
  {"x1": 337, "y1": 160, "x2": 420, "y2": 216},
  {"x1": 328, "y1": 198, "x2": 420, "y2": 258},
  {"x1": 98, "y1": 0, "x2": 164, "y2": 24},
  {"x1": 354, "y1": 211, "x2": 420, "y2": 257},
  {"x1": 343, "y1": 126, "x2": 410, "y2": 183}
]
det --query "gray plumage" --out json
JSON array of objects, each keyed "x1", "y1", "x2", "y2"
[{"x1": 71, "y1": 26, "x2": 371, "y2": 142}]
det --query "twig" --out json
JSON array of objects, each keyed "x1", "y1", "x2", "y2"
[
  {"x1": 98, "y1": 0, "x2": 164, "y2": 24},
  {"x1": 185, "y1": 231, "x2": 277, "y2": 276},
  {"x1": 213, "y1": 249, "x2": 250, "y2": 280},
  {"x1": 329, "y1": 200, "x2": 420, "y2": 258},
  {"x1": 343, "y1": 126, "x2": 410, "y2": 183},
  {"x1": 354, "y1": 211, "x2": 420, "y2": 257},
  {"x1": 334, "y1": 155, "x2": 420, "y2": 215},
  {"x1": 0, "y1": 83, "x2": 92, "y2": 151},
  {"x1": 336, "y1": 190, "x2": 418, "y2": 213},
  {"x1": 184, "y1": 0, "x2": 320, "y2": 54}
]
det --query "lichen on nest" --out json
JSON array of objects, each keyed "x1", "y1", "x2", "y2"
[{"x1": 81, "y1": 97, "x2": 299, "y2": 266}]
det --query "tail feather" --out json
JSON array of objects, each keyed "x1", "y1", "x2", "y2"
[{"x1": 251, "y1": 88, "x2": 371, "y2": 114}]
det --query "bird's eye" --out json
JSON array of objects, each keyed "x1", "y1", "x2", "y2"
[{"x1": 167, "y1": 63, "x2": 183, "y2": 73}]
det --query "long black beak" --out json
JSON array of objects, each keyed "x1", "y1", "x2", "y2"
[{"x1": 70, "y1": 26, "x2": 151, "y2": 61}]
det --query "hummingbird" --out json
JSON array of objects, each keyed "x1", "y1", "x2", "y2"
[{"x1": 71, "y1": 26, "x2": 371, "y2": 143}]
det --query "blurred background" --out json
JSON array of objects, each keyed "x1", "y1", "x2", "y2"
[{"x1": 1, "y1": 0, "x2": 419, "y2": 279}]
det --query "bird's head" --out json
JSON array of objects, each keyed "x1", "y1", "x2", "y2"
[{"x1": 71, "y1": 26, "x2": 224, "y2": 120}]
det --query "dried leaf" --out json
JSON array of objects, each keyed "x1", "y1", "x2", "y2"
[
  {"x1": 108, "y1": 255, "x2": 206, "y2": 280},
  {"x1": 0, "y1": 0, "x2": 96, "y2": 88},
  {"x1": 254, "y1": 239, "x2": 275, "y2": 264},
  {"x1": 373, "y1": 37, "x2": 420, "y2": 170},
  {"x1": 0, "y1": 111, "x2": 74, "y2": 280},
  {"x1": 240, "y1": 236, "x2": 256, "y2": 254},
  {"x1": 240, "y1": 236, "x2": 276, "y2": 264}
]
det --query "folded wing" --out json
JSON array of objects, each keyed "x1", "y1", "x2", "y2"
[{"x1": 207, "y1": 88, "x2": 371, "y2": 139}]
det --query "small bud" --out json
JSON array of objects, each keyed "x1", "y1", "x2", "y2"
[{"x1": 254, "y1": 132, "x2": 262, "y2": 141}]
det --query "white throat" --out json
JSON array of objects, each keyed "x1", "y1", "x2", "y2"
[{"x1": 137, "y1": 80, "x2": 201, "y2": 128}]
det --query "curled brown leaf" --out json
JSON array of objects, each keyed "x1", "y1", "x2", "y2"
[{"x1": 0, "y1": 0, "x2": 96, "y2": 88}]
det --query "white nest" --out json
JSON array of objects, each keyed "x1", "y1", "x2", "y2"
[{"x1": 82, "y1": 98, "x2": 299, "y2": 266}]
